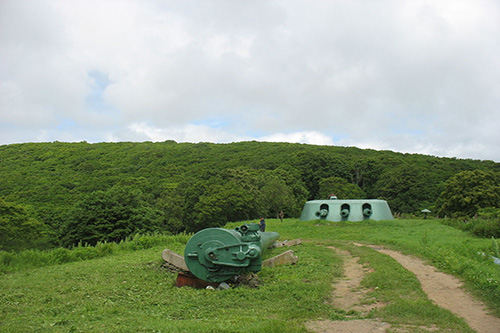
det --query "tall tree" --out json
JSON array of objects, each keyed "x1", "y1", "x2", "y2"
[
  {"x1": 438, "y1": 170, "x2": 500, "y2": 217},
  {"x1": 184, "y1": 180, "x2": 255, "y2": 232},
  {"x1": 62, "y1": 186, "x2": 164, "y2": 246},
  {"x1": 349, "y1": 157, "x2": 384, "y2": 195},
  {"x1": 374, "y1": 164, "x2": 437, "y2": 214},
  {"x1": 258, "y1": 174, "x2": 294, "y2": 218},
  {"x1": 318, "y1": 176, "x2": 366, "y2": 200},
  {"x1": 293, "y1": 151, "x2": 350, "y2": 199},
  {"x1": 0, "y1": 198, "x2": 50, "y2": 251}
]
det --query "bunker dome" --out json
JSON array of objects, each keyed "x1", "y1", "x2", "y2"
[{"x1": 299, "y1": 198, "x2": 393, "y2": 222}]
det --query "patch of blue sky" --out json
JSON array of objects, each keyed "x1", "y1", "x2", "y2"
[
  {"x1": 386, "y1": 113, "x2": 432, "y2": 136},
  {"x1": 56, "y1": 117, "x2": 76, "y2": 131},
  {"x1": 85, "y1": 70, "x2": 121, "y2": 116},
  {"x1": 247, "y1": 128, "x2": 268, "y2": 138},
  {"x1": 89, "y1": 70, "x2": 111, "y2": 89},
  {"x1": 321, "y1": 130, "x2": 346, "y2": 142},
  {"x1": 191, "y1": 116, "x2": 233, "y2": 129},
  {"x1": 391, "y1": 128, "x2": 425, "y2": 136},
  {"x1": 0, "y1": 121, "x2": 18, "y2": 129}
]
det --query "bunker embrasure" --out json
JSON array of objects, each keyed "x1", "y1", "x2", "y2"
[{"x1": 299, "y1": 198, "x2": 393, "y2": 222}]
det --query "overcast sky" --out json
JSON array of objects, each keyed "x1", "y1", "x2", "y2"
[{"x1": 1, "y1": 0, "x2": 499, "y2": 161}]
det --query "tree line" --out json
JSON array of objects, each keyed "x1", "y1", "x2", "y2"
[{"x1": 0, "y1": 141, "x2": 498, "y2": 251}]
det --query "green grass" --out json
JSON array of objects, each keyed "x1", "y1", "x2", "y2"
[
  {"x1": 344, "y1": 243, "x2": 473, "y2": 332},
  {"x1": 275, "y1": 218, "x2": 500, "y2": 315},
  {"x1": 0, "y1": 233, "x2": 191, "y2": 274},
  {"x1": 1, "y1": 219, "x2": 499, "y2": 332},
  {"x1": 0, "y1": 243, "x2": 339, "y2": 332}
]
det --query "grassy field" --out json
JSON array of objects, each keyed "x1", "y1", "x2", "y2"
[{"x1": 1, "y1": 219, "x2": 499, "y2": 332}]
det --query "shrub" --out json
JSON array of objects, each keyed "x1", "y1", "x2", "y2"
[
  {"x1": 0, "y1": 251, "x2": 14, "y2": 266},
  {"x1": 438, "y1": 170, "x2": 500, "y2": 218},
  {"x1": 50, "y1": 248, "x2": 74, "y2": 264},
  {"x1": 0, "y1": 232, "x2": 186, "y2": 273},
  {"x1": 95, "y1": 242, "x2": 115, "y2": 257},
  {"x1": 492, "y1": 237, "x2": 500, "y2": 258},
  {"x1": 62, "y1": 186, "x2": 165, "y2": 247},
  {"x1": 72, "y1": 246, "x2": 99, "y2": 260},
  {"x1": 470, "y1": 219, "x2": 500, "y2": 238},
  {"x1": 478, "y1": 207, "x2": 500, "y2": 219},
  {"x1": 440, "y1": 217, "x2": 500, "y2": 239}
]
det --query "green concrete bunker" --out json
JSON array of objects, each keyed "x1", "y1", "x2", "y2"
[{"x1": 299, "y1": 199, "x2": 393, "y2": 222}]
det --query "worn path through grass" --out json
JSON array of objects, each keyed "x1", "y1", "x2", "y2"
[
  {"x1": 1, "y1": 219, "x2": 500, "y2": 332},
  {"x1": 364, "y1": 244, "x2": 500, "y2": 333}
]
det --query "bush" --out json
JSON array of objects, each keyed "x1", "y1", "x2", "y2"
[
  {"x1": 0, "y1": 198, "x2": 51, "y2": 251},
  {"x1": 470, "y1": 219, "x2": 500, "y2": 238},
  {"x1": 438, "y1": 170, "x2": 500, "y2": 217},
  {"x1": 50, "y1": 248, "x2": 74, "y2": 264},
  {"x1": 0, "y1": 232, "x2": 187, "y2": 274},
  {"x1": 478, "y1": 207, "x2": 500, "y2": 219},
  {"x1": 72, "y1": 246, "x2": 100, "y2": 260},
  {"x1": 441, "y1": 217, "x2": 500, "y2": 238},
  {"x1": 0, "y1": 251, "x2": 14, "y2": 268},
  {"x1": 492, "y1": 237, "x2": 500, "y2": 258},
  {"x1": 131, "y1": 234, "x2": 161, "y2": 250},
  {"x1": 62, "y1": 186, "x2": 165, "y2": 247},
  {"x1": 95, "y1": 242, "x2": 115, "y2": 257}
]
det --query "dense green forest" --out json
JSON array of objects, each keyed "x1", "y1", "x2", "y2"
[{"x1": 1, "y1": 141, "x2": 499, "y2": 250}]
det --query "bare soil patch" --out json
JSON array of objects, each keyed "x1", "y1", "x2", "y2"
[
  {"x1": 327, "y1": 247, "x2": 382, "y2": 315},
  {"x1": 306, "y1": 247, "x2": 390, "y2": 332},
  {"x1": 306, "y1": 319, "x2": 391, "y2": 332},
  {"x1": 357, "y1": 243, "x2": 500, "y2": 333},
  {"x1": 307, "y1": 244, "x2": 500, "y2": 333}
]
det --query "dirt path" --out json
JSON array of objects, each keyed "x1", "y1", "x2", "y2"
[
  {"x1": 362, "y1": 244, "x2": 500, "y2": 333},
  {"x1": 306, "y1": 247, "x2": 391, "y2": 332},
  {"x1": 306, "y1": 244, "x2": 500, "y2": 333},
  {"x1": 326, "y1": 247, "x2": 382, "y2": 315}
]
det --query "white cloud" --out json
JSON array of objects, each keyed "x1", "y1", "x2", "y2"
[
  {"x1": 260, "y1": 131, "x2": 335, "y2": 146},
  {"x1": 128, "y1": 122, "x2": 247, "y2": 143},
  {"x1": 1, "y1": 0, "x2": 500, "y2": 161},
  {"x1": 128, "y1": 122, "x2": 334, "y2": 147}
]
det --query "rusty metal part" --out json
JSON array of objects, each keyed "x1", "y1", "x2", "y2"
[{"x1": 175, "y1": 272, "x2": 219, "y2": 289}]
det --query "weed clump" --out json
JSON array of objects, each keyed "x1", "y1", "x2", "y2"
[{"x1": 0, "y1": 232, "x2": 188, "y2": 274}]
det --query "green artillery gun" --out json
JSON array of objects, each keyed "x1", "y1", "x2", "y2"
[{"x1": 184, "y1": 223, "x2": 279, "y2": 283}]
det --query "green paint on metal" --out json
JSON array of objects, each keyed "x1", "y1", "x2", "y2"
[{"x1": 184, "y1": 223, "x2": 279, "y2": 282}]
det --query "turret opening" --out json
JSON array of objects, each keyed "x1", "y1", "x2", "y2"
[
  {"x1": 315, "y1": 204, "x2": 329, "y2": 218},
  {"x1": 363, "y1": 203, "x2": 372, "y2": 217},
  {"x1": 340, "y1": 203, "x2": 350, "y2": 218}
]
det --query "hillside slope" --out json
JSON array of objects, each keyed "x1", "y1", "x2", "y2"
[
  {"x1": 1, "y1": 219, "x2": 499, "y2": 332},
  {"x1": 1, "y1": 141, "x2": 496, "y2": 209},
  {"x1": 1, "y1": 141, "x2": 498, "y2": 248}
]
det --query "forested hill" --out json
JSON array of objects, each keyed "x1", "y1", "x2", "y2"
[{"x1": 1, "y1": 141, "x2": 498, "y2": 250}]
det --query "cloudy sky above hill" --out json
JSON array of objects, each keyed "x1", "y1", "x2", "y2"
[{"x1": 1, "y1": 0, "x2": 499, "y2": 161}]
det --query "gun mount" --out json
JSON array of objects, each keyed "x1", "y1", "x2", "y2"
[{"x1": 184, "y1": 223, "x2": 279, "y2": 283}]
